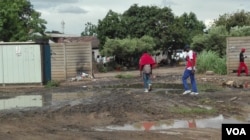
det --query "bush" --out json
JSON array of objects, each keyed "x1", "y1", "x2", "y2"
[
  {"x1": 96, "y1": 63, "x2": 107, "y2": 72},
  {"x1": 45, "y1": 80, "x2": 60, "y2": 88},
  {"x1": 196, "y1": 50, "x2": 227, "y2": 75},
  {"x1": 96, "y1": 60, "x2": 117, "y2": 72}
]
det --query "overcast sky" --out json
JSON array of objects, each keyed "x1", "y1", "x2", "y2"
[{"x1": 29, "y1": 0, "x2": 250, "y2": 35}]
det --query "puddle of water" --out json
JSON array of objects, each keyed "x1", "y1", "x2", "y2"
[
  {"x1": 0, "y1": 95, "x2": 42, "y2": 111},
  {"x1": 94, "y1": 114, "x2": 249, "y2": 132},
  {"x1": 0, "y1": 91, "x2": 95, "y2": 111}
]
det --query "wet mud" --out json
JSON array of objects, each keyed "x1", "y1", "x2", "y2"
[{"x1": 0, "y1": 68, "x2": 249, "y2": 140}]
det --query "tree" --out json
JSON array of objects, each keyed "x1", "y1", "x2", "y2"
[
  {"x1": 192, "y1": 25, "x2": 250, "y2": 57},
  {"x1": 96, "y1": 5, "x2": 176, "y2": 52},
  {"x1": 122, "y1": 5, "x2": 175, "y2": 51},
  {"x1": 96, "y1": 5, "x2": 206, "y2": 67},
  {"x1": 192, "y1": 10, "x2": 250, "y2": 58},
  {"x1": 174, "y1": 12, "x2": 206, "y2": 48},
  {"x1": 192, "y1": 25, "x2": 229, "y2": 56},
  {"x1": 0, "y1": 0, "x2": 47, "y2": 42},
  {"x1": 97, "y1": 10, "x2": 127, "y2": 48},
  {"x1": 101, "y1": 35, "x2": 155, "y2": 56},
  {"x1": 100, "y1": 35, "x2": 156, "y2": 67},
  {"x1": 97, "y1": 5, "x2": 205, "y2": 52},
  {"x1": 81, "y1": 22, "x2": 97, "y2": 36},
  {"x1": 214, "y1": 10, "x2": 250, "y2": 32},
  {"x1": 230, "y1": 26, "x2": 250, "y2": 36}
]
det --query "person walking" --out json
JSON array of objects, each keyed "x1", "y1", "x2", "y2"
[
  {"x1": 237, "y1": 48, "x2": 248, "y2": 76},
  {"x1": 182, "y1": 45, "x2": 198, "y2": 95},
  {"x1": 139, "y1": 51, "x2": 156, "y2": 93}
]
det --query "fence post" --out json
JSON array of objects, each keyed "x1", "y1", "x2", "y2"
[{"x1": 63, "y1": 43, "x2": 67, "y2": 80}]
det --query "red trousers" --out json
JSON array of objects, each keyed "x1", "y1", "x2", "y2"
[{"x1": 238, "y1": 62, "x2": 248, "y2": 76}]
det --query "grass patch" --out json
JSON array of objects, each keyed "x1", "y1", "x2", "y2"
[
  {"x1": 169, "y1": 106, "x2": 217, "y2": 115},
  {"x1": 115, "y1": 74, "x2": 134, "y2": 79},
  {"x1": 197, "y1": 50, "x2": 227, "y2": 75},
  {"x1": 45, "y1": 80, "x2": 60, "y2": 88},
  {"x1": 197, "y1": 83, "x2": 223, "y2": 92},
  {"x1": 198, "y1": 98, "x2": 214, "y2": 104}
]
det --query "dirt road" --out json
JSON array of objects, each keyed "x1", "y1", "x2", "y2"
[{"x1": 0, "y1": 66, "x2": 249, "y2": 140}]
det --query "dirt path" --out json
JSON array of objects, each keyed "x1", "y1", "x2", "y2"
[
  {"x1": 94, "y1": 66, "x2": 184, "y2": 78},
  {"x1": 0, "y1": 66, "x2": 249, "y2": 140}
]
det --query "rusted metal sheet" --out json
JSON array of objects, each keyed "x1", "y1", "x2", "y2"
[{"x1": 50, "y1": 42, "x2": 92, "y2": 81}]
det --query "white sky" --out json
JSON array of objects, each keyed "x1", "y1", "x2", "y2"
[{"x1": 30, "y1": 0, "x2": 250, "y2": 35}]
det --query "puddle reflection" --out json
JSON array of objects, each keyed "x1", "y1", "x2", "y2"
[
  {"x1": 95, "y1": 115, "x2": 248, "y2": 132},
  {"x1": 0, "y1": 95, "x2": 42, "y2": 110}
]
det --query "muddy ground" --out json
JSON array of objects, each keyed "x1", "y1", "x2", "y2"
[{"x1": 0, "y1": 66, "x2": 249, "y2": 140}]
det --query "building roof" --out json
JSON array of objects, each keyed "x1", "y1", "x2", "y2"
[
  {"x1": 46, "y1": 33, "x2": 100, "y2": 49},
  {"x1": 0, "y1": 41, "x2": 37, "y2": 45},
  {"x1": 46, "y1": 33, "x2": 80, "y2": 38}
]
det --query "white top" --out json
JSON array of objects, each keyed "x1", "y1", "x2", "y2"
[{"x1": 186, "y1": 50, "x2": 196, "y2": 70}]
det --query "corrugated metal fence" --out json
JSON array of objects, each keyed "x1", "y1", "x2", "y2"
[
  {"x1": 0, "y1": 43, "x2": 43, "y2": 86},
  {"x1": 226, "y1": 36, "x2": 250, "y2": 75},
  {"x1": 50, "y1": 42, "x2": 92, "y2": 81}
]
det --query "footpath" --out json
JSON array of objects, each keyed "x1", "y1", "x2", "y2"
[{"x1": 94, "y1": 66, "x2": 184, "y2": 78}]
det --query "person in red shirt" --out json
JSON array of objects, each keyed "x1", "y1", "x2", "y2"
[
  {"x1": 139, "y1": 51, "x2": 155, "y2": 93},
  {"x1": 237, "y1": 48, "x2": 248, "y2": 76},
  {"x1": 182, "y1": 45, "x2": 198, "y2": 95}
]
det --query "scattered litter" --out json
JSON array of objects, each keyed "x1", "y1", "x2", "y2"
[
  {"x1": 230, "y1": 97, "x2": 238, "y2": 102},
  {"x1": 70, "y1": 77, "x2": 77, "y2": 82},
  {"x1": 70, "y1": 72, "x2": 94, "y2": 82},
  {"x1": 76, "y1": 75, "x2": 83, "y2": 81},
  {"x1": 81, "y1": 72, "x2": 89, "y2": 77},
  {"x1": 222, "y1": 80, "x2": 245, "y2": 88},
  {"x1": 216, "y1": 101, "x2": 224, "y2": 103}
]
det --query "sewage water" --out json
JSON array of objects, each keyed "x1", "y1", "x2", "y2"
[
  {"x1": 0, "y1": 95, "x2": 42, "y2": 110},
  {"x1": 0, "y1": 91, "x2": 95, "y2": 111},
  {"x1": 94, "y1": 114, "x2": 249, "y2": 132}
]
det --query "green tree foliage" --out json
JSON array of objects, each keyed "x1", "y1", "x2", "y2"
[
  {"x1": 97, "y1": 5, "x2": 176, "y2": 51},
  {"x1": 97, "y1": 4, "x2": 205, "y2": 54},
  {"x1": 199, "y1": 10, "x2": 250, "y2": 57},
  {"x1": 101, "y1": 35, "x2": 155, "y2": 57},
  {"x1": 230, "y1": 26, "x2": 250, "y2": 36},
  {"x1": 81, "y1": 22, "x2": 97, "y2": 36},
  {"x1": 193, "y1": 24, "x2": 250, "y2": 57},
  {"x1": 122, "y1": 5, "x2": 175, "y2": 51},
  {"x1": 0, "y1": 0, "x2": 47, "y2": 42},
  {"x1": 174, "y1": 12, "x2": 205, "y2": 48},
  {"x1": 192, "y1": 26, "x2": 229, "y2": 56},
  {"x1": 100, "y1": 35, "x2": 156, "y2": 67},
  {"x1": 214, "y1": 10, "x2": 250, "y2": 32},
  {"x1": 97, "y1": 10, "x2": 127, "y2": 48}
]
